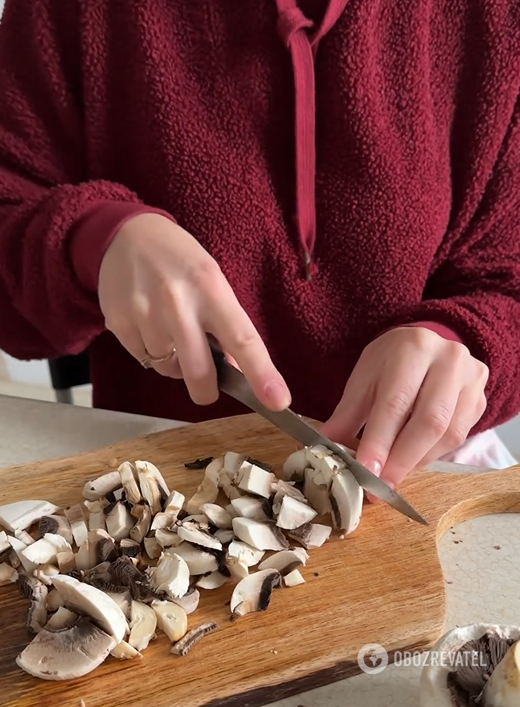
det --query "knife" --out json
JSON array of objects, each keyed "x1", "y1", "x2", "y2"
[{"x1": 207, "y1": 339, "x2": 428, "y2": 526}]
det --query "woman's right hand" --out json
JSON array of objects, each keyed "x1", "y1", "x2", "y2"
[{"x1": 97, "y1": 213, "x2": 291, "y2": 410}]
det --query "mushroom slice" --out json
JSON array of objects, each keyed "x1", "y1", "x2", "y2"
[
  {"x1": 8, "y1": 535, "x2": 36, "y2": 573},
  {"x1": 272, "y1": 479, "x2": 309, "y2": 507},
  {"x1": 171, "y1": 622, "x2": 218, "y2": 656},
  {"x1": 186, "y1": 458, "x2": 222, "y2": 514},
  {"x1": 164, "y1": 490, "x2": 185, "y2": 514},
  {"x1": 64, "y1": 504, "x2": 89, "y2": 547},
  {"x1": 177, "y1": 521, "x2": 222, "y2": 551},
  {"x1": 9, "y1": 549, "x2": 21, "y2": 569},
  {"x1": 152, "y1": 600, "x2": 188, "y2": 642},
  {"x1": 22, "y1": 533, "x2": 72, "y2": 567},
  {"x1": 258, "y1": 548, "x2": 309, "y2": 574},
  {"x1": 141, "y1": 536, "x2": 161, "y2": 560},
  {"x1": 110, "y1": 640, "x2": 142, "y2": 660},
  {"x1": 214, "y1": 529, "x2": 234, "y2": 545},
  {"x1": 0, "y1": 530, "x2": 10, "y2": 555},
  {"x1": 106, "y1": 502, "x2": 135, "y2": 541},
  {"x1": 170, "y1": 588, "x2": 200, "y2": 615},
  {"x1": 34, "y1": 564, "x2": 60, "y2": 586},
  {"x1": 306, "y1": 445, "x2": 348, "y2": 485},
  {"x1": 230, "y1": 570, "x2": 281, "y2": 618},
  {"x1": 232, "y1": 518, "x2": 289, "y2": 551},
  {"x1": 75, "y1": 541, "x2": 95, "y2": 571},
  {"x1": 135, "y1": 460, "x2": 170, "y2": 503},
  {"x1": 51, "y1": 574, "x2": 128, "y2": 642},
  {"x1": 18, "y1": 574, "x2": 48, "y2": 633},
  {"x1": 288, "y1": 522, "x2": 332, "y2": 549},
  {"x1": 14, "y1": 529, "x2": 35, "y2": 545},
  {"x1": 149, "y1": 552, "x2": 190, "y2": 599},
  {"x1": 219, "y1": 470, "x2": 242, "y2": 501},
  {"x1": 46, "y1": 588, "x2": 64, "y2": 612},
  {"x1": 88, "y1": 510, "x2": 106, "y2": 532},
  {"x1": 303, "y1": 468, "x2": 332, "y2": 515},
  {"x1": 0, "y1": 561, "x2": 18, "y2": 585},
  {"x1": 129, "y1": 503, "x2": 152, "y2": 543},
  {"x1": 196, "y1": 571, "x2": 227, "y2": 590},
  {"x1": 84, "y1": 499, "x2": 109, "y2": 513},
  {"x1": 0, "y1": 500, "x2": 59, "y2": 533},
  {"x1": 281, "y1": 449, "x2": 308, "y2": 481},
  {"x1": 128, "y1": 600, "x2": 157, "y2": 651},
  {"x1": 16, "y1": 617, "x2": 116, "y2": 680},
  {"x1": 200, "y1": 503, "x2": 233, "y2": 529},
  {"x1": 155, "y1": 529, "x2": 182, "y2": 549},
  {"x1": 119, "y1": 538, "x2": 141, "y2": 558},
  {"x1": 165, "y1": 543, "x2": 218, "y2": 575},
  {"x1": 135, "y1": 462, "x2": 163, "y2": 515},
  {"x1": 225, "y1": 555, "x2": 249, "y2": 580},
  {"x1": 96, "y1": 534, "x2": 118, "y2": 563},
  {"x1": 283, "y1": 569, "x2": 305, "y2": 587},
  {"x1": 83, "y1": 471, "x2": 122, "y2": 502},
  {"x1": 56, "y1": 550, "x2": 76, "y2": 574},
  {"x1": 38, "y1": 515, "x2": 73, "y2": 545},
  {"x1": 223, "y1": 452, "x2": 246, "y2": 476},
  {"x1": 231, "y1": 496, "x2": 271, "y2": 522},
  {"x1": 151, "y1": 511, "x2": 179, "y2": 532},
  {"x1": 226, "y1": 540, "x2": 265, "y2": 567},
  {"x1": 118, "y1": 461, "x2": 142, "y2": 505},
  {"x1": 45, "y1": 606, "x2": 78, "y2": 631},
  {"x1": 234, "y1": 461, "x2": 274, "y2": 499},
  {"x1": 275, "y1": 496, "x2": 317, "y2": 530},
  {"x1": 329, "y1": 469, "x2": 363, "y2": 533}
]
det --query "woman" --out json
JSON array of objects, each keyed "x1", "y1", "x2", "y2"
[{"x1": 0, "y1": 0, "x2": 518, "y2": 488}]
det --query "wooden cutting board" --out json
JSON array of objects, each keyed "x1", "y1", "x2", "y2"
[{"x1": 0, "y1": 413, "x2": 519, "y2": 707}]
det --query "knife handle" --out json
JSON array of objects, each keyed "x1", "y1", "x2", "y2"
[{"x1": 206, "y1": 335, "x2": 227, "y2": 384}]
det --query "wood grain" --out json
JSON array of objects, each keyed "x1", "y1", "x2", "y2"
[{"x1": 0, "y1": 413, "x2": 518, "y2": 707}]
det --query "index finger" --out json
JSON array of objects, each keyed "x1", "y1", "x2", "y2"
[{"x1": 204, "y1": 283, "x2": 291, "y2": 411}]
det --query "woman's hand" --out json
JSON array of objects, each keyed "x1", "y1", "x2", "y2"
[
  {"x1": 320, "y1": 327, "x2": 489, "y2": 489},
  {"x1": 97, "y1": 213, "x2": 291, "y2": 410}
]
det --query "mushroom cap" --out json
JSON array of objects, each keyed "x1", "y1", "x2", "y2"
[
  {"x1": 16, "y1": 617, "x2": 116, "y2": 680},
  {"x1": 0, "y1": 500, "x2": 59, "y2": 532},
  {"x1": 230, "y1": 569, "x2": 281, "y2": 617},
  {"x1": 51, "y1": 574, "x2": 128, "y2": 643}
]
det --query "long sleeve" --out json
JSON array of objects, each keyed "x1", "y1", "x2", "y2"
[
  {"x1": 389, "y1": 94, "x2": 520, "y2": 433},
  {"x1": 0, "y1": 0, "x2": 154, "y2": 359}
]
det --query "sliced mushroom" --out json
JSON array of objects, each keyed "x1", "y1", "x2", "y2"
[
  {"x1": 128, "y1": 600, "x2": 157, "y2": 651},
  {"x1": 186, "y1": 457, "x2": 222, "y2": 514},
  {"x1": 0, "y1": 530, "x2": 10, "y2": 555},
  {"x1": 118, "y1": 461, "x2": 142, "y2": 505},
  {"x1": 105, "y1": 588, "x2": 132, "y2": 619},
  {"x1": 110, "y1": 640, "x2": 142, "y2": 660},
  {"x1": 306, "y1": 445, "x2": 347, "y2": 486},
  {"x1": 155, "y1": 529, "x2": 182, "y2": 549},
  {"x1": 9, "y1": 549, "x2": 21, "y2": 569},
  {"x1": 281, "y1": 449, "x2": 307, "y2": 481},
  {"x1": 225, "y1": 555, "x2": 249, "y2": 580},
  {"x1": 170, "y1": 588, "x2": 200, "y2": 615},
  {"x1": 34, "y1": 564, "x2": 60, "y2": 586},
  {"x1": 135, "y1": 462, "x2": 162, "y2": 515},
  {"x1": 196, "y1": 571, "x2": 227, "y2": 590},
  {"x1": 46, "y1": 588, "x2": 64, "y2": 612},
  {"x1": 234, "y1": 461, "x2": 274, "y2": 499},
  {"x1": 171, "y1": 621, "x2": 218, "y2": 656},
  {"x1": 288, "y1": 522, "x2": 332, "y2": 549},
  {"x1": 214, "y1": 529, "x2": 234, "y2": 545},
  {"x1": 165, "y1": 544, "x2": 218, "y2": 575},
  {"x1": 272, "y1": 479, "x2": 309, "y2": 507},
  {"x1": 38, "y1": 515, "x2": 73, "y2": 545},
  {"x1": 84, "y1": 499, "x2": 109, "y2": 514},
  {"x1": 0, "y1": 561, "x2": 18, "y2": 585},
  {"x1": 106, "y1": 502, "x2": 135, "y2": 541},
  {"x1": 82, "y1": 471, "x2": 122, "y2": 502},
  {"x1": 96, "y1": 534, "x2": 118, "y2": 563},
  {"x1": 75, "y1": 541, "x2": 95, "y2": 571},
  {"x1": 219, "y1": 470, "x2": 242, "y2": 501},
  {"x1": 230, "y1": 570, "x2": 280, "y2": 618},
  {"x1": 8, "y1": 535, "x2": 37, "y2": 573},
  {"x1": 200, "y1": 503, "x2": 233, "y2": 529},
  {"x1": 152, "y1": 600, "x2": 188, "y2": 642},
  {"x1": 56, "y1": 550, "x2": 76, "y2": 574},
  {"x1": 226, "y1": 540, "x2": 265, "y2": 567},
  {"x1": 163, "y1": 490, "x2": 185, "y2": 514},
  {"x1": 51, "y1": 574, "x2": 128, "y2": 642},
  {"x1": 151, "y1": 511, "x2": 179, "y2": 532},
  {"x1": 231, "y1": 496, "x2": 271, "y2": 522},
  {"x1": 148, "y1": 552, "x2": 190, "y2": 599},
  {"x1": 223, "y1": 451, "x2": 246, "y2": 476},
  {"x1": 303, "y1": 468, "x2": 332, "y2": 515},
  {"x1": 0, "y1": 500, "x2": 60, "y2": 533},
  {"x1": 22, "y1": 534, "x2": 72, "y2": 567},
  {"x1": 482, "y1": 639, "x2": 520, "y2": 706},
  {"x1": 64, "y1": 505, "x2": 89, "y2": 547},
  {"x1": 14, "y1": 529, "x2": 35, "y2": 545},
  {"x1": 128, "y1": 503, "x2": 152, "y2": 543},
  {"x1": 45, "y1": 606, "x2": 78, "y2": 631},
  {"x1": 119, "y1": 538, "x2": 141, "y2": 558},
  {"x1": 16, "y1": 617, "x2": 116, "y2": 680},
  {"x1": 258, "y1": 548, "x2": 309, "y2": 574},
  {"x1": 283, "y1": 569, "x2": 305, "y2": 587},
  {"x1": 135, "y1": 460, "x2": 170, "y2": 504},
  {"x1": 88, "y1": 510, "x2": 106, "y2": 532},
  {"x1": 177, "y1": 521, "x2": 222, "y2": 551},
  {"x1": 275, "y1": 496, "x2": 317, "y2": 530},
  {"x1": 143, "y1": 535, "x2": 162, "y2": 559},
  {"x1": 329, "y1": 469, "x2": 363, "y2": 534},
  {"x1": 18, "y1": 574, "x2": 48, "y2": 633},
  {"x1": 232, "y1": 518, "x2": 289, "y2": 551}
]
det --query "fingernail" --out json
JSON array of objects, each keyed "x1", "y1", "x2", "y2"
[
  {"x1": 365, "y1": 460, "x2": 382, "y2": 477},
  {"x1": 264, "y1": 381, "x2": 291, "y2": 410}
]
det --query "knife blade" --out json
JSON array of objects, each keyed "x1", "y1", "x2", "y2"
[{"x1": 207, "y1": 339, "x2": 428, "y2": 526}]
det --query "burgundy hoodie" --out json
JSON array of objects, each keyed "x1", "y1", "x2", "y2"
[{"x1": 0, "y1": 0, "x2": 519, "y2": 431}]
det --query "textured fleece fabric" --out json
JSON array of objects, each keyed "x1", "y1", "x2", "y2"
[{"x1": 0, "y1": 0, "x2": 519, "y2": 431}]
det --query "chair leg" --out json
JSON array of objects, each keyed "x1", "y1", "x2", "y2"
[{"x1": 56, "y1": 388, "x2": 73, "y2": 405}]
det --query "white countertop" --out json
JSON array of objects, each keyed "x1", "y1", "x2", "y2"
[{"x1": 1, "y1": 393, "x2": 519, "y2": 707}]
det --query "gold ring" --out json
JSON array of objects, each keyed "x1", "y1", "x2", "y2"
[{"x1": 140, "y1": 347, "x2": 177, "y2": 369}]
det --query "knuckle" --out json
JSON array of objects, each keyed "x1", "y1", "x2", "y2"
[
  {"x1": 231, "y1": 327, "x2": 260, "y2": 352},
  {"x1": 474, "y1": 360, "x2": 490, "y2": 386},
  {"x1": 383, "y1": 391, "x2": 412, "y2": 419},
  {"x1": 444, "y1": 423, "x2": 468, "y2": 449},
  {"x1": 476, "y1": 393, "x2": 488, "y2": 418},
  {"x1": 188, "y1": 257, "x2": 223, "y2": 291},
  {"x1": 419, "y1": 405, "x2": 452, "y2": 437}
]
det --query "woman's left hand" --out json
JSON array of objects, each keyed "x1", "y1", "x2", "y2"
[{"x1": 319, "y1": 327, "x2": 489, "y2": 490}]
